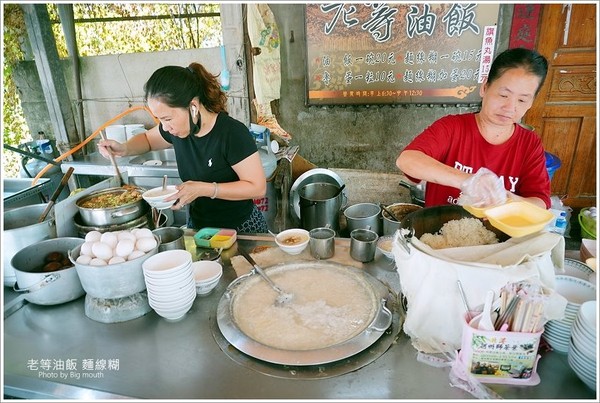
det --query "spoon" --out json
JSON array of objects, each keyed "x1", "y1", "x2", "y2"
[
  {"x1": 478, "y1": 290, "x2": 496, "y2": 331},
  {"x1": 239, "y1": 249, "x2": 293, "y2": 306},
  {"x1": 162, "y1": 175, "x2": 167, "y2": 191}
]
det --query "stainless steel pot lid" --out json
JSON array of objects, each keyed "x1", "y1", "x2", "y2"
[
  {"x1": 217, "y1": 261, "x2": 392, "y2": 366},
  {"x1": 289, "y1": 169, "x2": 347, "y2": 222}
]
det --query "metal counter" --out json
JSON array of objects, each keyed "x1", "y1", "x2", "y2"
[{"x1": 3, "y1": 235, "x2": 595, "y2": 400}]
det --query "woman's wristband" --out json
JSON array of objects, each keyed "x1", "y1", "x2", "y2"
[{"x1": 210, "y1": 182, "x2": 219, "y2": 199}]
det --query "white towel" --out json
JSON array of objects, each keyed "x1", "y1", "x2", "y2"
[{"x1": 393, "y1": 231, "x2": 567, "y2": 353}]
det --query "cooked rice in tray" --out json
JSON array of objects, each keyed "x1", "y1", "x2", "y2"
[{"x1": 419, "y1": 217, "x2": 498, "y2": 249}]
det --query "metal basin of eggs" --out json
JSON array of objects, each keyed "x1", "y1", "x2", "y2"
[
  {"x1": 76, "y1": 228, "x2": 158, "y2": 266},
  {"x1": 70, "y1": 228, "x2": 160, "y2": 299}
]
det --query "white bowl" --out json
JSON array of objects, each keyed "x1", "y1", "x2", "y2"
[
  {"x1": 142, "y1": 185, "x2": 178, "y2": 209},
  {"x1": 152, "y1": 298, "x2": 195, "y2": 321},
  {"x1": 555, "y1": 275, "x2": 596, "y2": 305},
  {"x1": 192, "y1": 261, "x2": 223, "y2": 282},
  {"x1": 192, "y1": 260, "x2": 223, "y2": 295},
  {"x1": 275, "y1": 229, "x2": 310, "y2": 255},
  {"x1": 142, "y1": 250, "x2": 192, "y2": 276}
]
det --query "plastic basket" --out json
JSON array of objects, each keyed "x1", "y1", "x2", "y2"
[
  {"x1": 578, "y1": 208, "x2": 597, "y2": 240},
  {"x1": 457, "y1": 313, "x2": 542, "y2": 386}
]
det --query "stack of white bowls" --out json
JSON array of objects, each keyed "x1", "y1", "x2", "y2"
[
  {"x1": 543, "y1": 275, "x2": 596, "y2": 352},
  {"x1": 142, "y1": 250, "x2": 196, "y2": 321},
  {"x1": 568, "y1": 301, "x2": 597, "y2": 390}
]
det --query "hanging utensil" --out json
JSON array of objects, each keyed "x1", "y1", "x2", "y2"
[
  {"x1": 239, "y1": 249, "x2": 293, "y2": 306},
  {"x1": 38, "y1": 167, "x2": 74, "y2": 223},
  {"x1": 456, "y1": 280, "x2": 471, "y2": 313},
  {"x1": 380, "y1": 203, "x2": 400, "y2": 222},
  {"x1": 332, "y1": 183, "x2": 346, "y2": 199},
  {"x1": 99, "y1": 131, "x2": 125, "y2": 187}
]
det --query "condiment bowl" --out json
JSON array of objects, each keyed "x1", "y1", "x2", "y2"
[
  {"x1": 275, "y1": 228, "x2": 310, "y2": 255},
  {"x1": 142, "y1": 185, "x2": 178, "y2": 209}
]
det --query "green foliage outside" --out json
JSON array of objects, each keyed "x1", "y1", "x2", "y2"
[{"x1": 2, "y1": 3, "x2": 221, "y2": 178}]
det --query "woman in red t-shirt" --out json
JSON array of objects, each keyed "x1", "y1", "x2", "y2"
[{"x1": 396, "y1": 48, "x2": 551, "y2": 210}]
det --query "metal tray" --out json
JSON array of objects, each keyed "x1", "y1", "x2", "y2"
[{"x1": 217, "y1": 261, "x2": 392, "y2": 366}]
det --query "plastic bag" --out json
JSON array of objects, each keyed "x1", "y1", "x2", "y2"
[{"x1": 458, "y1": 167, "x2": 507, "y2": 208}]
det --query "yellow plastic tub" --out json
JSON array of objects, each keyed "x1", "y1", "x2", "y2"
[{"x1": 483, "y1": 201, "x2": 554, "y2": 238}]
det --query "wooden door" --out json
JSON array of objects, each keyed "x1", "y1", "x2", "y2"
[{"x1": 523, "y1": 3, "x2": 597, "y2": 209}]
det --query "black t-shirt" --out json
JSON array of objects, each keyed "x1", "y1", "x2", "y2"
[{"x1": 159, "y1": 112, "x2": 258, "y2": 229}]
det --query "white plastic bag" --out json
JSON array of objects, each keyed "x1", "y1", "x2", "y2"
[{"x1": 392, "y1": 231, "x2": 565, "y2": 353}]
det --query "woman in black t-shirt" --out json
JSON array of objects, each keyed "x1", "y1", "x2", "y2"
[{"x1": 98, "y1": 62, "x2": 269, "y2": 233}]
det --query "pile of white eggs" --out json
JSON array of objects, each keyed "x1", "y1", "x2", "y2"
[
  {"x1": 76, "y1": 228, "x2": 158, "y2": 266},
  {"x1": 582, "y1": 207, "x2": 597, "y2": 219}
]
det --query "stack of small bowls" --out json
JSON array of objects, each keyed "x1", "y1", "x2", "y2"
[
  {"x1": 568, "y1": 301, "x2": 597, "y2": 390},
  {"x1": 142, "y1": 250, "x2": 196, "y2": 321},
  {"x1": 543, "y1": 275, "x2": 596, "y2": 352}
]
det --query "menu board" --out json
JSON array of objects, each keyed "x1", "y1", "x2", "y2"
[{"x1": 306, "y1": 3, "x2": 501, "y2": 105}]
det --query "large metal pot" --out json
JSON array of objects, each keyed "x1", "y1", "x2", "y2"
[
  {"x1": 11, "y1": 237, "x2": 85, "y2": 305},
  {"x1": 217, "y1": 261, "x2": 392, "y2": 366},
  {"x1": 4, "y1": 204, "x2": 57, "y2": 287},
  {"x1": 400, "y1": 205, "x2": 510, "y2": 242},
  {"x1": 73, "y1": 211, "x2": 149, "y2": 238},
  {"x1": 69, "y1": 235, "x2": 160, "y2": 299},
  {"x1": 75, "y1": 186, "x2": 148, "y2": 226},
  {"x1": 299, "y1": 182, "x2": 346, "y2": 233}
]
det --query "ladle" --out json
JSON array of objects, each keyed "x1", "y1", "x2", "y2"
[
  {"x1": 99, "y1": 131, "x2": 125, "y2": 187},
  {"x1": 333, "y1": 183, "x2": 346, "y2": 198},
  {"x1": 380, "y1": 203, "x2": 400, "y2": 222},
  {"x1": 239, "y1": 249, "x2": 293, "y2": 306}
]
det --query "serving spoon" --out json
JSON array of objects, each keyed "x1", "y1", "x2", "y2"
[{"x1": 239, "y1": 249, "x2": 293, "y2": 306}]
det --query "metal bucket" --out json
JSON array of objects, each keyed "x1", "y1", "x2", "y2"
[
  {"x1": 382, "y1": 203, "x2": 422, "y2": 235},
  {"x1": 11, "y1": 237, "x2": 85, "y2": 305},
  {"x1": 4, "y1": 204, "x2": 57, "y2": 287},
  {"x1": 299, "y1": 182, "x2": 345, "y2": 233},
  {"x1": 344, "y1": 203, "x2": 381, "y2": 235}
]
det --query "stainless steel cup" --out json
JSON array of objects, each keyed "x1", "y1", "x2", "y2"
[
  {"x1": 350, "y1": 228, "x2": 379, "y2": 262},
  {"x1": 152, "y1": 227, "x2": 185, "y2": 252},
  {"x1": 309, "y1": 227, "x2": 336, "y2": 259}
]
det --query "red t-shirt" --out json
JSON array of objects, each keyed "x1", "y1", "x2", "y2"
[{"x1": 403, "y1": 113, "x2": 551, "y2": 208}]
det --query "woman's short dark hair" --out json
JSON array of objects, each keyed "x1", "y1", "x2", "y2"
[
  {"x1": 143, "y1": 62, "x2": 227, "y2": 113},
  {"x1": 487, "y1": 48, "x2": 549, "y2": 94}
]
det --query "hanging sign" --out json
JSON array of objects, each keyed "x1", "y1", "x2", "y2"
[{"x1": 306, "y1": 3, "x2": 500, "y2": 105}]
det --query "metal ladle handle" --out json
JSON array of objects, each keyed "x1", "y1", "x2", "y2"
[{"x1": 239, "y1": 249, "x2": 284, "y2": 294}]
